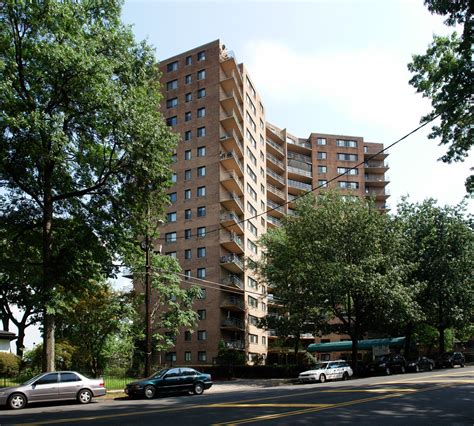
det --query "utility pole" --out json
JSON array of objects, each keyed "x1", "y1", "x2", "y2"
[{"x1": 144, "y1": 233, "x2": 152, "y2": 378}]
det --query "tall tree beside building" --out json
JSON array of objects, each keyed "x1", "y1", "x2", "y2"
[
  {"x1": 0, "y1": 1, "x2": 177, "y2": 371},
  {"x1": 258, "y1": 192, "x2": 416, "y2": 369},
  {"x1": 397, "y1": 198, "x2": 474, "y2": 354},
  {"x1": 408, "y1": 0, "x2": 473, "y2": 193}
]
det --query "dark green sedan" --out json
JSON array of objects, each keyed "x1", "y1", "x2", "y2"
[{"x1": 124, "y1": 368, "x2": 212, "y2": 399}]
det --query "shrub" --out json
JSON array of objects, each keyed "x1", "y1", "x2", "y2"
[{"x1": 0, "y1": 352, "x2": 21, "y2": 377}]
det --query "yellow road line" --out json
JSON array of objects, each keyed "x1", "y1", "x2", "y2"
[
  {"x1": 323, "y1": 388, "x2": 417, "y2": 393},
  {"x1": 212, "y1": 383, "x2": 455, "y2": 425},
  {"x1": 208, "y1": 403, "x2": 333, "y2": 408}
]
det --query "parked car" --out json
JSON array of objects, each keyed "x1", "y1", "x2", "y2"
[
  {"x1": 368, "y1": 353, "x2": 407, "y2": 375},
  {"x1": 125, "y1": 367, "x2": 212, "y2": 398},
  {"x1": 406, "y1": 356, "x2": 435, "y2": 372},
  {"x1": 298, "y1": 360, "x2": 353, "y2": 384},
  {"x1": 436, "y1": 352, "x2": 465, "y2": 368},
  {"x1": 0, "y1": 371, "x2": 106, "y2": 410}
]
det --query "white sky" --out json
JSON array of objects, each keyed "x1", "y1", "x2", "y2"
[{"x1": 12, "y1": 0, "x2": 472, "y2": 353}]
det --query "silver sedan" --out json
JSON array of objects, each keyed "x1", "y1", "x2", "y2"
[{"x1": 0, "y1": 371, "x2": 106, "y2": 409}]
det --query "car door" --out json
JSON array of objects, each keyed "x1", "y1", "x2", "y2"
[
  {"x1": 180, "y1": 368, "x2": 197, "y2": 390},
  {"x1": 162, "y1": 368, "x2": 182, "y2": 391},
  {"x1": 326, "y1": 363, "x2": 337, "y2": 380},
  {"x1": 29, "y1": 373, "x2": 59, "y2": 402},
  {"x1": 58, "y1": 372, "x2": 82, "y2": 400}
]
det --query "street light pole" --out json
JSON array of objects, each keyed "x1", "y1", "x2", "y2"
[{"x1": 144, "y1": 233, "x2": 152, "y2": 378}]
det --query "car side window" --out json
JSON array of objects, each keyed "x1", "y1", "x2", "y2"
[
  {"x1": 60, "y1": 372, "x2": 80, "y2": 383},
  {"x1": 181, "y1": 368, "x2": 197, "y2": 376},
  {"x1": 36, "y1": 373, "x2": 59, "y2": 385},
  {"x1": 165, "y1": 368, "x2": 181, "y2": 378}
]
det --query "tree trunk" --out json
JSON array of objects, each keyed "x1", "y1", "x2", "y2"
[
  {"x1": 404, "y1": 323, "x2": 413, "y2": 357},
  {"x1": 1, "y1": 312, "x2": 8, "y2": 331},
  {"x1": 16, "y1": 326, "x2": 25, "y2": 358},
  {"x1": 42, "y1": 174, "x2": 55, "y2": 372},
  {"x1": 351, "y1": 336, "x2": 358, "y2": 373},
  {"x1": 439, "y1": 327, "x2": 445, "y2": 354},
  {"x1": 293, "y1": 335, "x2": 300, "y2": 363}
]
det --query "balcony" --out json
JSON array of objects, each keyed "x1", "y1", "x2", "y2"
[
  {"x1": 220, "y1": 129, "x2": 244, "y2": 158},
  {"x1": 286, "y1": 137, "x2": 311, "y2": 152},
  {"x1": 220, "y1": 109, "x2": 244, "y2": 140},
  {"x1": 364, "y1": 174, "x2": 389, "y2": 187},
  {"x1": 267, "y1": 183, "x2": 286, "y2": 202},
  {"x1": 221, "y1": 274, "x2": 244, "y2": 291},
  {"x1": 220, "y1": 59, "x2": 243, "y2": 102},
  {"x1": 220, "y1": 169, "x2": 244, "y2": 195},
  {"x1": 224, "y1": 340, "x2": 245, "y2": 350},
  {"x1": 266, "y1": 215, "x2": 281, "y2": 228},
  {"x1": 266, "y1": 138, "x2": 285, "y2": 157},
  {"x1": 287, "y1": 165, "x2": 312, "y2": 179},
  {"x1": 220, "y1": 88, "x2": 243, "y2": 122},
  {"x1": 220, "y1": 253, "x2": 244, "y2": 273},
  {"x1": 268, "y1": 200, "x2": 285, "y2": 218},
  {"x1": 220, "y1": 231, "x2": 244, "y2": 254},
  {"x1": 220, "y1": 191, "x2": 244, "y2": 215},
  {"x1": 221, "y1": 317, "x2": 245, "y2": 331},
  {"x1": 220, "y1": 210, "x2": 244, "y2": 234},
  {"x1": 267, "y1": 329, "x2": 278, "y2": 338},
  {"x1": 365, "y1": 190, "x2": 390, "y2": 201},
  {"x1": 288, "y1": 151, "x2": 311, "y2": 163},
  {"x1": 266, "y1": 168, "x2": 285, "y2": 187},
  {"x1": 266, "y1": 153, "x2": 285, "y2": 172},
  {"x1": 288, "y1": 179, "x2": 312, "y2": 193},
  {"x1": 221, "y1": 296, "x2": 245, "y2": 312},
  {"x1": 220, "y1": 150, "x2": 244, "y2": 177}
]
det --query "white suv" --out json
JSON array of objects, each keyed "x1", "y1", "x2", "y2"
[{"x1": 298, "y1": 360, "x2": 353, "y2": 383}]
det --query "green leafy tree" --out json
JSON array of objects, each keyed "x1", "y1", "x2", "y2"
[
  {"x1": 0, "y1": 1, "x2": 177, "y2": 371},
  {"x1": 259, "y1": 192, "x2": 416, "y2": 370},
  {"x1": 408, "y1": 1, "x2": 473, "y2": 192},
  {"x1": 397, "y1": 198, "x2": 474, "y2": 353}
]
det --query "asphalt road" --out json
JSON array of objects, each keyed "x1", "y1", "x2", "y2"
[{"x1": 1, "y1": 367, "x2": 473, "y2": 425}]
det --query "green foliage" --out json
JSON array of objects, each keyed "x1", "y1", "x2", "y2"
[
  {"x1": 397, "y1": 198, "x2": 474, "y2": 352},
  {"x1": 216, "y1": 340, "x2": 246, "y2": 366},
  {"x1": 0, "y1": 0, "x2": 177, "y2": 369},
  {"x1": 0, "y1": 352, "x2": 21, "y2": 376},
  {"x1": 408, "y1": 1, "x2": 473, "y2": 192},
  {"x1": 23, "y1": 341, "x2": 77, "y2": 371}
]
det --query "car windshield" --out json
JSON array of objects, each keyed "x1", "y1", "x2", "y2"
[
  {"x1": 22, "y1": 373, "x2": 45, "y2": 386},
  {"x1": 375, "y1": 355, "x2": 390, "y2": 362},
  {"x1": 149, "y1": 369, "x2": 169, "y2": 379},
  {"x1": 312, "y1": 363, "x2": 328, "y2": 369},
  {"x1": 441, "y1": 352, "x2": 453, "y2": 359}
]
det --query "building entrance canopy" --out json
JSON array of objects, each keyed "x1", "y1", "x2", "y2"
[{"x1": 307, "y1": 337, "x2": 405, "y2": 353}]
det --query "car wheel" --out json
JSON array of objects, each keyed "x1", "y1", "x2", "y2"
[
  {"x1": 77, "y1": 389, "x2": 92, "y2": 404},
  {"x1": 401, "y1": 366, "x2": 406, "y2": 374},
  {"x1": 8, "y1": 393, "x2": 26, "y2": 410},
  {"x1": 449, "y1": 361, "x2": 454, "y2": 368},
  {"x1": 319, "y1": 374, "x2": 326, "y2": 383},
  {"x1": 193, "y1": 382, "x2": 204, "y2": 395},
  {"x1": 415, "y1": 365, "x2": 420, "y2": 373},
  {"x1": 342, "y1": 372, "x2": 349, "y2": 381},
  {"x1": 144, "y1": 385, "x2": 156, "y2": 399},
  {"x1": 429, "y1": 363, "x2": 433, "y2": 371},
  {"x1": 460, "y1": 362, "x2": 465, "y2": 368},
  {"x1": 385, "y1": 367, "x2": 391, "y2": 376}
]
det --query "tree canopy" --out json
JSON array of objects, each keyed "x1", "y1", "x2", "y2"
[{"x1": 0, "y1": 0, "x2": 177, "y2": 370}]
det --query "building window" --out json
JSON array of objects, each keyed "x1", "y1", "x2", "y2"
[
  {"x1": 197, "y1": 107, "x2": 205, "y2": 118},
  {"x1": 167, "y1": 61, "x2": 178, "y2": 72},
  {"x1": 318, "y1": 180, "x2": 328, "y2": 188},
  {"x1": 165, "y1": 232, "x2": 177, "y2": 243},
  {"x1": 197, "y1": 166, "x2": 206, "y2": 177},
  {"x1": 247, "y1": 183, "x2": 257, "y2": 201},
  {"x1": 247, "y1": 239, "x2": 257, "y2": 254},
  {"x1": 166, "y1": 97, "x2": 178, "y2": 108},
  {"x1": 318, "y1": 166, "x2": 327, "y2": 174},
  {"x1": 184, "y1": 169, "x2": 191, "y2": 180},
  {"x1": 166, "y1": 352, "x2": 177, "y2": 362},
  {"x1": 197, "y1": 88, "x2": 206, "y2": 98},
  {"x1": 185, "y1": 55, "x2": 192, "y2": 65},
  {"x1": 197, "y1": 69, "x2": 206, "y2": 80},
  {"x1": 198, "y1": 288, "x2": 206, "y2": 299},
  {"x1": 246, "y1": 76, "x2": 256, "y2": 97},
  {"x1": 249, "y1": 315, "x2": 258, "y2": 326},
  {"x1": 169, "y1": 192, "x2": 177, "y2": 203},
  {"x1": 184, "y1": 189, "x2": 191, "y2": 199},
  {"x1": 247, "y1": 202, "x2": 256, "y2": 216},
  {"x1": 197, "y1": 247, "x2": 206, "y2": 258},
  {"x1": 184, "y1": 228, "x2": 192, "y2": 239},
  {"x1": 246, "y1": 130, "x2": 257, "y2": 150},
  {"x1": 337, "y1": 167, "x2": 358, "y2": 175},
  {"x1": 246, "y1": 146, "x2": 257, "y2": 165},
  {"x1": 185, "y1": 352, "x2": 192, "y2": 362},
  {"x1": 185, "y1": 111, "x2": 192, "y2": 122},
  {"x1": 198, "y1": 351, "x2": 207, "y2": 362},
  {"x1": 185, "y1": 209, "x2": 192, "y2": 220},
  {"x1": 171, "y1": 172, "x2": 177, "y2": 183},
  {"x1": 166, "y1": 251, "x2": 177, "y2": 258},
  {"x1": 185, "y1": 130, "x2": 192, "y2": 141},
  {"x1": 197, "y1": 186, "x2": 206, "y2": 197},
  {"x1": 247, "y1": 165, "x2": 257, "y2": 183},
  {"x1": 262, "y1": 336, "x2": 266, "y2": 346},
  {"x1": 197, "y1": 127, "x2": 206, "y2": 137},
  {"x1": 185, "y1": 74, "x2": 192, "y2": 84},
  {"x1": 336, "y1": 139, "x2": 358, "y2": 148},
  {"x1": 259, "y1": 119, "x2": 264, "y2": 130},
  {"x1": 185, "y1": 150, "x2": 191, "y2": 160},
  {"x1": 248, "y1": 276, "x2": 258, "y2": 289},
  {"x1": 185, "y1": 92, "x2": 192, "y2": 102},
  {"x1": 338, "y1": 181, "x2": 359, "y2": 189},
  {"x1": 197, "y1": 330, "x2": 207, "y2": 341},
  {"x1": 197, "y1": 268, "x2": 206, "y2": 279},
  {"x1": 167, "y1": 212, "x2": 177, "y2": 223},
  {"x1": 249, "y1": 334, "x2": 258, "y2": 344},
  {"x1": 317, "y1": 152, "x2": 327, "y2": 160},
  {"x1": 246, "y1": 112, "x2": 256, "y2": 132},
  {"x1": 197, "y1": 227, "x2": 206, "y2": 238},
  {"x1": 247, "y1": 221, "x2": 257, "y2": 236},
  {"x1": 184, "y1": 249, "x2": 192, "y2": 260},
  {"x1": 197, "y1": 146, "x2": 206, "y2": 157},
  {"x1": 260, "y1": 183, "x2": 265, "y2": 194},
  {"x1": 166, "y1": 80, "x2": 178, "y2": 90},
  {"x1": 184, "y1": 269, "x2": 191, "y2": 279},
  {"x1": 166, "y1": 116, "x2": 177, "y2": 126},
  {"x1": 317, "y1": 138, "x2": 326, "y2": 145},
  {"x1": 171, "y1": 153, "x2": 177, "y2": 163},
  {"x1": 197, "y1": 206, "x2": 206, "y2": 217},
  {"x1": 337, "y1": 153, "x2": 358, "y2": 161},
  {"x1": 198, "y1": 309, "x2": 206, "y2": 320},
  {"x1": 197, "y1": 50, "x2": 206, "y2": 61}
]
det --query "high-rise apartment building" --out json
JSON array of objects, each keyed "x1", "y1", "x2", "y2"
[{"x1": 148, "y1": 40, "x2": 389, "y2": 365}]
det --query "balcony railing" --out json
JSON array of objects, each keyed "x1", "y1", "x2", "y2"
[
  {"x1": 266, "y1": 168, "x2": 285, "y2": 185},
  {"x1": 220, "y1": 231, "x2": 244, "y2": 249},
  {"x1": 220, "y1": 150, "x2": 243, "y2": 173},
  {"x1": 287, "y1": 151, "x2": 312, "y2": 163},
  {"x1": 220, "y1": 210, "x2": 243, "y2": 224},
  {"x1": 267, "y1": 183, "x2": 285, "y2": 199},
  {"x1": 221, "y1": 317, "x2": 245, "y2": 329},
  {"x1": 266, "y1": 139, "x2": 285, "y2": 155},
  {"x1": 220, "y1": 253, "x2": 244, "y2": 270},
  {"x1": 220, "y1": 110, "x2": 243, "y2": 137},
  {"x1": 268, "y1": 201, "x2": 285, "y2": 214},
  {"x1": 221, "y1": 192, "x2": 244, "y2": 211},
  {"x1": 225, "y1": 340, "x2": 245, "y2": 350},
  {"x1": 288, "y1": 179, "x2": 312, "y2": 191},
  {"x1": 221, "y1": 170, "x2": 244, "y2": 192},
  {"x1": 267, "y1": 153, "x2": 285, "y2": 169},
  {"x1": 267, "y1": 215, "x2": 281, "y2": 226},
  {"x1": 287, "y1": 138, "x2": 311, "y2": 149},
  {"x1": 287, "y1": 165, "x2": 312, "y2": 178},
  {"x1": 222, "y1": 296, "x2": 245, "y2": 310},
  {"x1": 220, "y1": 129, "x2": 244, "y2": 154},
  {"x1": 221, "y1": 274, "x2": 244, "y2": 290}
]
